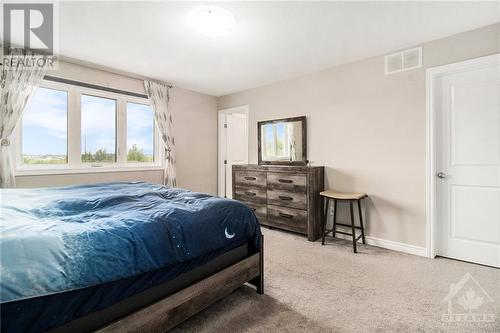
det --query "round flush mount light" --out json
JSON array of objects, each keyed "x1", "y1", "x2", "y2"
[{"x1": 189, "y1": 6, "x2": 235, "y2": 38}]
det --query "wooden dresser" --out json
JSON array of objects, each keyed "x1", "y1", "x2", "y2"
[{"x1": 232, "y1": 164, "x2": 324, "y2": 241}]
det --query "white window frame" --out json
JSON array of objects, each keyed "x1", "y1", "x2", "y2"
[{"x1": 14, "y1": 79, "x2": 163, "y2": 176}]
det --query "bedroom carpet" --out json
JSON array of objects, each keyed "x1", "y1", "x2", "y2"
[{"x1": 171, "y1": 228, "x2": 500, "y2": 332}]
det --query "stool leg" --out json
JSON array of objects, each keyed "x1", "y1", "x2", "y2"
[
  {"x1": 349, "y1": 201, "x2": 357, "y2": 253},
  {"x1": 322, "y1": 198, "x2": 330, "y2": 245},
  {"x1": 357, "y1": 199, "x2": 366, "y2": 244},
  {"x1": 332, "y1": 199, "x2": 337, "y2": 238}
]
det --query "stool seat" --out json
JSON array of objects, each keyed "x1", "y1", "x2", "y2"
[{"x1": 320, "y1": 190, "x2": 367, "y2": 200}]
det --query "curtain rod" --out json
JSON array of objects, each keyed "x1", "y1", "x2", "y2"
[{"x1": 44, "y1": 75, "x2": 169, "y2": 99}]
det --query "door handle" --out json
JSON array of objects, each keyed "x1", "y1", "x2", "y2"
[{"x1": 436, "y1": 172, "x2": 447, "y2": 179}]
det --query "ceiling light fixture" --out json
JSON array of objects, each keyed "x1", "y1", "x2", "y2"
[{"x1": 189, "y1": 6, "x2": 235, "y2": 38}]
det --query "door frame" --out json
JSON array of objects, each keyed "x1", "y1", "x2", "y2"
[
  {"x1": 217, "y1": 105, "x2": 249, "y2": 197},
  {"x1": 426, "y1": 53, "x2": 500, "y2": 259}
]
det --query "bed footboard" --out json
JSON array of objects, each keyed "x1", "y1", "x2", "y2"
[
  {"x1": 98, "y1": 234, "x2": 264, "y2": 332},
  {"x1": 248, "y1": 233, "x2": 264, "y2": 294}
]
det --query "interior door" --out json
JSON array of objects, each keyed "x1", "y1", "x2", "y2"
[
  {"x1": 436, "y1": 56, "x2": 500, "y2": 267},
  {"x1": 218, "y1": 107, "x2": 248, "y2": 198}
]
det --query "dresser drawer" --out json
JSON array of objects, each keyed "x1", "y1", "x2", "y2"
[
  {"x1": 267, "y1": 189, "x2": 307, "y2": 210},
  {"x1": 241, "y1": 202, "x2": 267, "y2": 221},
  {"x1": 267, "y1": 172, "x2": 307, "y2": 192},
  {"x1": 234, "y1": 187, "x2": 267, "y2": 204},
  {"x1": 234, "y1": 171, "x2": 267, "y2": 188},
  {"x1": 267, "y1": 205, "x2": 307, "y2": 234}
]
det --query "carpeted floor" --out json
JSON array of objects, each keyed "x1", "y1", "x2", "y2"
[{"x1": 172, "y1": 228, "x2": 500, "y2": 332}]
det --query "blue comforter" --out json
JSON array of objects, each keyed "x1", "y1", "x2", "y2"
[{"x1": 0, "y1": 182, "x2": 261, "y2": 303}]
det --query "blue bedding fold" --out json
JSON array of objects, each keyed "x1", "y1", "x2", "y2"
[{"x1": 0, "y1": 182, "x2": 261, "y2": 304}]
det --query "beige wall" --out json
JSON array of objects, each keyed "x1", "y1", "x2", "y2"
[
  {"x1": 16, "y1": 61, "x2": 219, "y2": 195},
  {"x1": 218, "y1": 23, "x2": 500, "y2": 247},
  {"x1": 170, "y1": 87, "x2": 218, "y2": 194},
  {"x1": 15, "y1": 170, "x2": 163, "y2": 188}
]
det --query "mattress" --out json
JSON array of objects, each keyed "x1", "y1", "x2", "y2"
[{"x1": 0, "y1": 182, "x2": 261, "y2": 332}]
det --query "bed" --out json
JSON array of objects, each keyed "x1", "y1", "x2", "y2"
[{"x1": 0, "y1": 182, "x2": 263, "y2": 332}]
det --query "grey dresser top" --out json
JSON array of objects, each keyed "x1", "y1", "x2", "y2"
[{"x1": 233, "y1": 164, "x2": 323, "y2": 172}]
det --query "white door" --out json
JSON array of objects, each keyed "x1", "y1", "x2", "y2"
[
  {"x1": 218, "y1": 106, "x2": 248, "y2": 198},
  {"x1": 435, "y1": 55, "x2": 500, "y2": 267}
]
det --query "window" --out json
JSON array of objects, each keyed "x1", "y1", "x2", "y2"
[
  {"x1": 262, "y1": 122, "x2": 290, "y2": 160},
  {"x1": 127, "y1": 103, "x2": 154, "y2": 163},
  {"x1": 81, "y1": 95, "x2": 116, "y2": 163},
  {"x1": 274, "y1": 122, "x2": 287, "y2": 157},
  {"x1": 16, "y1": 80, "x2": 160, "y2": 174},
  {"x1": 22, "y1": 87, "x2": 68, "y2": 164}
]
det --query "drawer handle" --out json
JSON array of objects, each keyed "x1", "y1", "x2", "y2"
[
  {"x1": 245, "y1": 191, "x2": 256, "y2": 196},
  {"x1": 279, "y1": 196, "x2": 293, "y2": 201},
  {"x1": 251, "y1": 208, "x2": 256, "y2": 212},
  {"x1": 279, "y1": 213, "x2": 294, "y2": 219},
  {"x1": 278, "y1": 179, "x2": 293, "y2": 183},
  {"x1": 244, "y1": 176, "x2": 257, "y2": 181}
]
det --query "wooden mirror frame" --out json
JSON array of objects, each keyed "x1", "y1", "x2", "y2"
[{"x1": 257, "y1": 116, "x2": 307, "y2": 166}]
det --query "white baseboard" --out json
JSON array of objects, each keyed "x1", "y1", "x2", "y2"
[
  {"x1": 332, "y1": 233, "x2": 427, "y2": 257},
  {"x1": 365, "y1": 236, "x2": 427, "y2": 257}
]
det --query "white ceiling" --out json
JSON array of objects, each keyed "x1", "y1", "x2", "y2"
[{"x1": 55, "y1": 1, "x2": 500, "y2": 96}]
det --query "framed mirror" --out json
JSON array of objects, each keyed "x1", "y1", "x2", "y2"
[{"x1": 258, "y1": 116, "x2": 307, "y2": 165}]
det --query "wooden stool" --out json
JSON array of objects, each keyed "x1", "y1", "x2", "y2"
[{"x1": 320, "y1": 190, "x2": 368, "y2": 253}]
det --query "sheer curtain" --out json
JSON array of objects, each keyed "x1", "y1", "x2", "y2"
[
  {"x1": 1, "y1": 56, "x2": 48, "y2": 188},
  {"x1": 144, "y1": 80, "x2": 177, "y2": 187}
]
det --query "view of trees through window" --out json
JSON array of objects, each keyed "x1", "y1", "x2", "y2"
[
  {"x1": 22, "y1": 88, "x2": 68, "y2": 164},
  {"x1": 264, "y1": 123, "x2": 287, "y2": 158},
  {"x1": 127, "y1": 103, "x2": 154, "y2": 163},
  {"x1": 21, "y1": 85, "x2": 155, "y2": 167},
  {"x1": 81, "y1": 94, "x2": 117, "y2": 163}
]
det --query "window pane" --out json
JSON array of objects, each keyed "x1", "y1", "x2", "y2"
[
  {"x1": 22, "y1": 87, "x2": 68, "y2": 164},
  {"x1": 81, "y1": 95, "x2": 116, "y2": 163},
  {"x1": 263, "y1": 124, "x2": 275, "y2": 158},
  {"x1": 275, "y1": 123, "x2": 286, "y2": 157},
  {"x1": 127, "y1": 103, "x2": 154, "y2": 163}
]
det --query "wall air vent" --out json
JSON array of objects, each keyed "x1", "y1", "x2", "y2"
[
  {"x1": 385, "y1": 53, "x2": 403, "y2": 74},
  {"x1": 385, "y1": 46, "x2": 422, "y2": 75}
]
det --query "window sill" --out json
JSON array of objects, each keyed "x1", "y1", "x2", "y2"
[{"x1": 15, "y1": 165, "x2": 164, "y2": 176}]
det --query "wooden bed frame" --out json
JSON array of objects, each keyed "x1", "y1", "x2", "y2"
[
  {"x1": 94, "y1": 234, "x2": 264, "y2": 332},
  {"x1": 46, "y1": 237, "x2": 263, "y2": 333}
]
